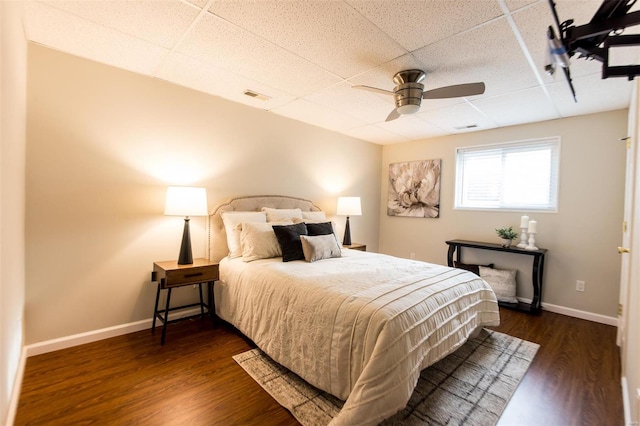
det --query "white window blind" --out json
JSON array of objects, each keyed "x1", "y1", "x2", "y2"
[{"x1": 455, "y1": 138, "x2": 560, "y2": 211}]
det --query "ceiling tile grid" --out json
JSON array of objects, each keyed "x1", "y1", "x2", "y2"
[
  {"x1": 24, "y1": 0, "x2": 636, "y2": 145},
  {"x1": 26, "y1": 1, "x2": 169, "y2": 75}
]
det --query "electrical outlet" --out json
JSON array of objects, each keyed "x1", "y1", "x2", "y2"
[
  {"x1": 576, "y1": 280, "x2": 585, "y2": 292},
  {"x1": 410, "y1": 252, "x2": 416, "y2": 260}
]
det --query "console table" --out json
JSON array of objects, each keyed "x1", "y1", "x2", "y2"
[{"x1": 445, "y1": 239, "x2": 547, "y2": 314}]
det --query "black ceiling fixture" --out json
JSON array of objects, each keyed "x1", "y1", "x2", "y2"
[{"x1": 547, "y1": 0, "x2": 640, "y2": 102}]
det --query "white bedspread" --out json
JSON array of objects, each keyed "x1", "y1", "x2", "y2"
[{"x1": 216, "y1": 249, "x2": 500, "y2": 425}]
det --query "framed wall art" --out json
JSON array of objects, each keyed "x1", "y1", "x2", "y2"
[{"x1": 388, "y1": 159, "x2": 441, "y2": 218}]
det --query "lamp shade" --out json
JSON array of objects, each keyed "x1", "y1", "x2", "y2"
[
  {"x1": 164, "y1": 186, "x2": 208, "y2": 217},
  {"x1": 336, "y1": 197, "x2": 362, "y2": 216}
]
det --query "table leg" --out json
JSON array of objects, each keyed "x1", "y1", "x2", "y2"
[
  {"x1": 209, "y1": 281, "x2": 217, "y2": 328},
  {"x1": 532, "y1": 255, "x2": 545, "y2": 311},
  {"x1": 161, "y1": 288, "x2": 172, "y2": 345},
  {"x1": 152, "y1": 281, "x2": 161, "y2": 334},
  {"x1": 447, "y1": 244, "x2": 456, "y2": 267},
  {"x1": 198, "y1": 283, "x2": 205, "y2": 323}
]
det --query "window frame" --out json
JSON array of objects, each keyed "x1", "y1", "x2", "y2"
[{"x1": 454, "y1": 137, "x2": 561, "y2": 212}]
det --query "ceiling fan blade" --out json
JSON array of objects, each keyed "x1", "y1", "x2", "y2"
[
  {"x1": 422, "y1": 82, "x2": 486, "y2": 99},
  {"x1": 385, "y1": 109, "x2": 400, "y2": 122},
  {"x1": 353, "y1": 85, "x2": 395, "y2": 96}
]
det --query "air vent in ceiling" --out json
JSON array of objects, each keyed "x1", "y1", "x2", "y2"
[
  {"x1": 454, "y1": 124, "x2": 479, "y2": 130},
  {"x1": 243, "y1": 90, "x2": 271, "y2": 101}
]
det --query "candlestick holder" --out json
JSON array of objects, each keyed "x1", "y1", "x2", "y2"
[
  {"x1": 525, "y1": 231, "x2": 538, "y2": 251},
  {"x1": 517, "y1": 227, "x2": 528, "y2": 248}
]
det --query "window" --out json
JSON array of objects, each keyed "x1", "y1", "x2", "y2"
[{"x1": 455, "y1": 137, "x2": 560, "y2": 211}]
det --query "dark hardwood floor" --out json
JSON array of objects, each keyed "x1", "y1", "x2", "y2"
[{"x1": 15, "y1": 309, "x2": 623, "y2": 425}]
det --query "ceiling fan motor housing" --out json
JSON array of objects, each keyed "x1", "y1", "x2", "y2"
[
  {"x1": 394, "y1": 83, "x2": 423, "y2": 114},
  {"x1": 393, "y1": 69, "x2": 426, "y2": 114}
]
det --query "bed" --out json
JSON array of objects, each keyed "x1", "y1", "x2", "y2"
[{"x1": 207, "y1": 195, "x2": 500, "y2": 425}]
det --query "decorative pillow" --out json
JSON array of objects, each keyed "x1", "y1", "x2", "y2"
[
  {"x1": 221, "y1": 211, "x2": 267, "y2": 258},
  {"x1": 302, "y1": 211, "x2": 326, "y2": 221},
  {"x1": 300, "y1": 234, "x2": 342, "y2": 262},
  {"x1": 240, "y1": 221, "x2": 292, "y2": 262},
  {"x1": 272, "y1": 223, "x2": 308, "y2": 262},
  {"x1": 454, "y1": 261, "x2": 494, "y2": 276},
  {"x1": 479, "y1": 266, "x2": 518, "y2": 303},
  {"x1": 261, "y1": 207, "x2": 303, "y2": 222},
  {"x1": 292, "y1": 217, "x2": 338, "y2": 234},
  {"x1": 306, "y1": 221, "x2": 334, "y2": 236}
]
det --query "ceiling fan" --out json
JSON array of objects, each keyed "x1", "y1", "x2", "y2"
[{"x1": 353, "y1": 69, "x2": 486, "y2": 122}]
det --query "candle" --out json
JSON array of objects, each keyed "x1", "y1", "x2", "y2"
[
  {"x1": 520, "y1": 215, "x2": 529, "y2": 228},
  {"x1": 528, "y1": 220, "x2": 537, "y2": 233}
]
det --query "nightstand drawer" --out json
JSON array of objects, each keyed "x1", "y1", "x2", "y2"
[
  {"x1": 153, "y1": 259, "x2": 219, "y2": 289},
  {"x1": 164, "y1": 265, "x2": 218, "y2": 287}
]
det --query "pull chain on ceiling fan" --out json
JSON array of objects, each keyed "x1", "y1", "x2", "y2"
[{"x1": 353, "y1": 69, "x2": 486, "y2": 122}]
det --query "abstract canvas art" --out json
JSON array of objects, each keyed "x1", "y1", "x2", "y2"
[{"x1": 388, "y1": 159, "x2": 441, "y2": 218}]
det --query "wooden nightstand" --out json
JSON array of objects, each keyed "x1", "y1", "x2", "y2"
[
  {"x1": 343, "y1": 243, "x2": 366, "y2": 251},
  {"x1": 151, "y1": 258, "x2": 219, "y2": 345}
]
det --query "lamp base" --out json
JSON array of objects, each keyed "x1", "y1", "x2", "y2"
[
  {"x1": 178, "y1": 217, "x2": 193, "y2": 265},
  {"x1": 342, "y1": 216, "x2": 352, "y2": 246}
]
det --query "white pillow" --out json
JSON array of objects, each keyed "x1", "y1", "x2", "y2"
[
  {"x1": 261, "y1": 207, "x2": 303, "y2": 222},
  {"x1": 302, "y1": 211, "x2": 326, "y2": 220},
  {"x1": 241, "y1": 221, "x2": 292, "y2": 262},
  {"x1": 300, "y1": 234, "x2": 342, "y2": 262},
  {"x1": 479, "y1": 266, "x2": 518, "y2": 303},
  {"x1": 221, "y1": 211, "x2": 266, "y2": 258}
]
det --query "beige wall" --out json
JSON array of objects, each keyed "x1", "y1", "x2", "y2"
[
  {"x1": 380, "y1": 110, "x2": 628, "y2": 318},
  {"x1": 25, "y1": 44, "x2": 381, "y2": 344},
  {"x1": 1, "y1": 1, "x2": 27, "y2": 424}
]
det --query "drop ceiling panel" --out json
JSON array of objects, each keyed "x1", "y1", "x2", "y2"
[
  {"x1": 26, "y1": 2, "x2": 168, "y2": 75},
  {"x1": 343, "y1": 125, "x2": 411, "y2": 145},
  {"x1": 471, "y1": 86, "x2": 560, "y2": 127},
  {"x1": 548, "y1": 73, "x2": 633, "y2": 117},
  {"x1": 157, "y1": 52, "x2": 296, "y2": 110},
  {"x1": 207, "y1": 0, "x2": 408, "y2": 78},
  {"x1": 272, "y1": 99, "x2": 367, "y2": 132},
  {"x1": 348, "y1": 54, "x2": 430, "y2": 91},
  {"x1": 375, "y1": 115, "x2": 450, "y2": 140},
  {"x1": 412, "y1": 18, "x2": 539, "y2": 98},
  {"x1": 348, "y1": 0, "x2": 503, "y2": 52},
  {"x1": 419, "y1": 102, "x2": 499, "y2": 133},
  {"x1": 303, "y1": 82, "x2": 395, "y2": 124},
  {"x1": 176, "y1": 12, "x2": 341, "y2": 97},
  {"x1": 38, "y1": 0, "x2": 200, "y2": 48}
]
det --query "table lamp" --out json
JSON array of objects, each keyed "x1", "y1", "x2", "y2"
[
  {"x1": 337, "y1": 196, "x2": 362, "y2": 246},
  {"x1": 164, "y1": 186, "x2": 208, "y2": 264}
]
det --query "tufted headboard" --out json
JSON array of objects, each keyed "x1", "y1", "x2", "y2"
[{"x1": 207, "y1": 195, "x2": 322, "y2": 262}]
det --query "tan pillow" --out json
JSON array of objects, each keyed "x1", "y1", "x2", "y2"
[
  {"x1": 300, "y1": 234, "x2": 342, "y2": 263},
  {"x1": 221, "y1": 211, "x2": 267, "y2": 258},
  {"x1": 479, "y1": 266, "x2": 518, "y2": 303},
  {"x1": 302, "y1": 211, "x2": 326, "y2": 220},
  {"x1": 241, "y1": 221, "x2": 292, "y2": 262},
  {"x1": 261, "y1": 207, "x2": 303, "y2": 222}
]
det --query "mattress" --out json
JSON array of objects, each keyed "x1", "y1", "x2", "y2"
[{"x1": 215, "y1": 249, "x2": 500, "y2": 425}]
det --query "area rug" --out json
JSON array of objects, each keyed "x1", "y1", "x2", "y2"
[{"x1": 233, "y1": 329, "x2": 539, "y2": 426}]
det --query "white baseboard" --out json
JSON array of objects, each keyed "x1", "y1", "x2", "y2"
[
  {"x1": 516, "y1": 297, "x2": 618, "y2": 326},
  {"x1": 25, "y1": 308, "x2": 203, "y2": 357},
  {"x1": 5, "y1": 347, "x2": 27, "y2": 426},
  {"x1": 541, "y1": 302, "x2": 618, "y2": 326},
  {"x1": 622, "y1": 377, "x2": 632, "y2": 426}
]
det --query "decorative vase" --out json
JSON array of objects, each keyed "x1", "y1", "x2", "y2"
[{"x1": 501, "y1": 238, "x2": 512, "y2": 248}]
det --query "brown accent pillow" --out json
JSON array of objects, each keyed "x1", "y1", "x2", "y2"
[{"x1": 454, "y1": 261, "x2": 494, "y2": 276}]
